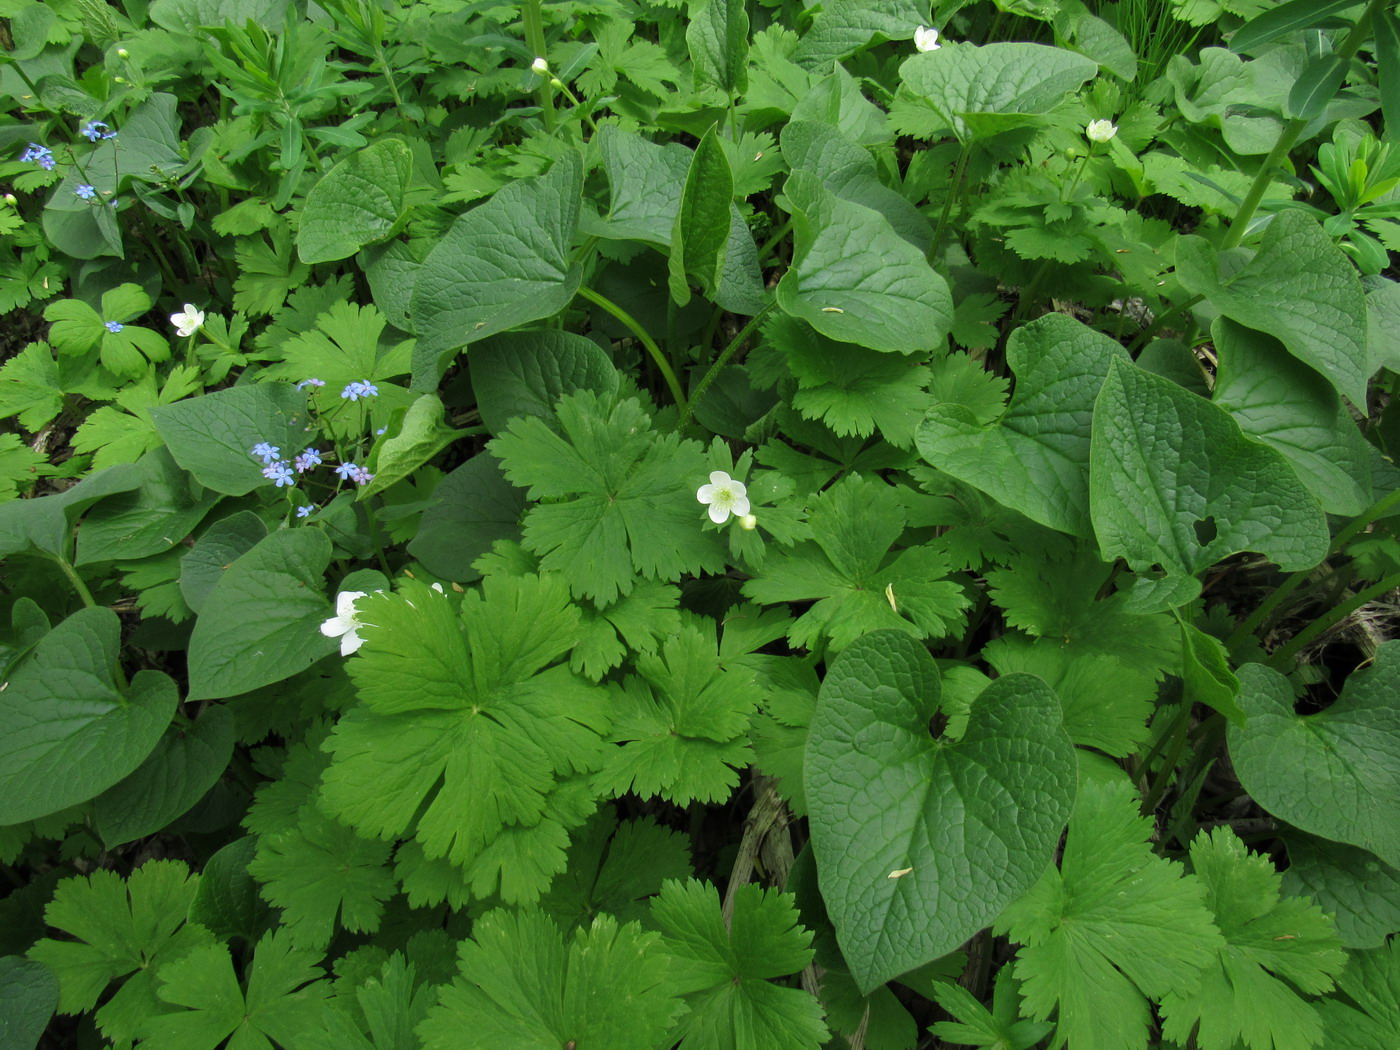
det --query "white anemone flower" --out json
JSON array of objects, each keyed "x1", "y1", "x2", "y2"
[
  {"x1": 320, "y1": 590, "x2": 375, "y2": 656},
  {"x1": 914, "y1": 25, "x2": 941, "y2": 52},
  {"x1": 1086, "y1": 119, "x2": 1118, "y2": 143},
  {"x1": 171, "y1": 304, "x2": 205, "y2": 337},
  {"x1": 697, "y1": 471, "x2": 750, "y2": 525}
]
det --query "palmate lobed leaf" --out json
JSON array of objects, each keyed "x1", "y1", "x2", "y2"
[
  {"x1": 1159, "y1": 828, "x2": 1346, "y2": 1050},
  {"x1": 491, "y1": 391, "x2": 726, "y2": 606},
  {"x1": 649, "y1": 879, "x2": 828, "y2": 1050},
  {"x1": 417, "y1": 908, "x2": 687, "y2": 1050},
  {"x1": 995, "y1": 780, "x2": 1223, "y2": 1050},
  {"x1": 319, "y1": 576, "x2": 611, "y2": 899}
]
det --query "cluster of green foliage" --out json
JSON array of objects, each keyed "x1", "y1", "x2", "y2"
[{"x1": 3, "y1": 0, "x2": 1400, "y2": 1045}]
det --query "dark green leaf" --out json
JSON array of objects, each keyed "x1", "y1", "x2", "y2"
[
  {"x1": 1230, "y1": 0, "x2": 1362, "y2": 54},
  {"x1": 297, "y1": 138, "x2": 412, "y2": 264},
  {"x1": 669, "y1": 126, "x2": 734, "y2": 306}
]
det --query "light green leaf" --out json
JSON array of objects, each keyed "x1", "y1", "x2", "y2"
[
  {"x1": 0, "y1": 609, "x2": 177, "y2": 824},
  {"x1": 418, "y1": 909, "x2": 686, "y2": 1050},
  {"x1": 650, "y1": 879, "x2": 827, "y2": 1050},
  {"x1": 996, "y1": 780, "x2": 1224, "y2": 1050},
  {"x1": 1174, "y1": 211, "x2": 1370, "y2": 407},
  {"x1": 1316, "y1": 939, "x2": 1400, "y2": 1048},
  {"x1": 595, "y1": 615, "x2": 763, "y2": 805},
  {"x1": 297, "y1": 138, "x2": 412, "y2": 264},
  {"x1": 792, "y1": 0, "x2": 924, "y2": 69},
  {"x1": 1180, "y1": 621, "x2": 1246, "y2": 726},
  {"x1": 27, "y1": 861, "x2": 214, "y2": 1046},
  {"x1": 688, "y1": 0, "x2": 749, "y2": 95},
  {"x1": 141, "y1": 929, "x2": 329, "y2": 1050},
  {"x1": 669, "y1": 125, "x2": 734, "y2": 306},
  {"x1": 1229, "y1": 647, "x2": 1400, "y2": 867},
  {"x1": 767, "y1": 314, "x2": 930, "y2": 447},
  {"x1": 918, "y1": 314, "x2": 1127, "y2": 537},
  {"x1": 150, "y1": 383, "x2": 308, "y2": 497},
  {"x1": 93, "y1": 704, "x2": 234, "y2": 846},
  {"x1": 742, "y1": 474, "x2": 970, "y2": 652},
  {"x1": 1211, "y1": 318, "x2": 1371, "y2": 516},
  {"x1": 319, "y1": 577, "x2": 609, "y2": 894},
  {"x1": 0, "y1": 342, "x2": 64, "y2": 430},
  {"x1": 781, "y1": 121, "x2": 931, "y2": 251},
  {"x1": 777, "y1": 170, "x2": 951, "y2": 353},
  {"x1": 359, "y1": 393, "x2": 460, "y2": 499},
  {"x1": 468, "y1": 330, "x2": 621, "y2": 437},
  {"x1": 1159, "y1": 828, "x2": 1346, "y2": 1050},
  {"x1": 491, "y1": 392, "x2": 724, "y2": 606},
  {"x1": 893, "y1": 42, "x2": 1098, "y2": 142},
  {"x1": 411, "y1": 153, "x2": 584, "y2": 384},
  {"x1": 186, "y1": 529, "x2": 336, "y2": 701},
  {"x1": 1090, "y1": 358, "x2": 1329, "y2": 592},
  {"x1": 807, "y1": 630, "x2": 1077, "y2": 993}
]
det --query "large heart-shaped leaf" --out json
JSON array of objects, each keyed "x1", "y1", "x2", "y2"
[
  {"x1": 917, "y1": 314, "x2": 1127, "y2": 536},
  {"x1": 1211, "y1": 318, "x2": 1371, "y2": 516},
  {"x1": 74, "y1": 447, "x2": 222, "y2": 565},
  {"x1": 187, "y1": 528, "x2": 335, "y2": 700},
  {"x1": 0, "y1": 608, "x2": 177, "y2": 824},
  {"x1": 1230, "y1": 647, "x2": 1400, "y2": 867},
  {"x1": 297, "y1": 138, "x2": 412, "y2": 264},
  {"x1": 777, "y1": 171, "x2": 951, "y2": 353},
  {"x1": 895, "y1": 42, "x2": 1098, "y2": 142},
  {"x1": 1090, "y1": 357, "x2": 1328, "y2": 592},
  {"x1": 411, "y1": 153, "x2": 584, "y2": 384},
  {"x1": 93, "y1": 704, "x2": 235, "y2": 846},
  {"x1": 468, "y1": 330, "x2": 621, "y2": 437},
  {"x1": 805, "y1": 630, "x2": 1076, "y2": 992},
  {"x1": 0, "y1": 956, "x2": 58, "y2": 1050},
  {"x1": 150, "y1": 383, "x2": 307, "y2": 497},
  {"x1": 1175, "y1": 210, "x2": 1369, "y2": 407}
]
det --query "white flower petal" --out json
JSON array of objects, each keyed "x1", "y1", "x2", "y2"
[
  {"x1": 708, "y1": 502, "x2": 732, "y2": 524},
  {"x1": 709, "y1": 470, "x2": 732, "y2": 486},
  {"x1": 732, "y1": 493, "x2": 751, "y2": 516},
  {"x1": 697, "y1": 484, "x2": 718, "y2": 503},
  {"x1": 336, "y1": 590, "x2": 367, "y2": 618},
  {"x1": 340, "y1": 628, "x2": 364, "y2": 656},
  {"x1": 320, "y1": 616, "x2": 348, "y2": 639}
]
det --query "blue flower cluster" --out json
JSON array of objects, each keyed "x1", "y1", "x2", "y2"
[
  {"x1": 249, "y1": 441, "x2": 374, "y2": 497},
  {"x1": 81, "y1": 121, "x2": 118, "y2": 142},
  {"x1": 341, "y1": 380, "x2": 379, "y2": 401},
  {"x1": 20, "y1": 144, "x2": 55, "y2": 170}
]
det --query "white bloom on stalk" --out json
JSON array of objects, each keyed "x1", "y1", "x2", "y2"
[
  {"x1": 531, "y1": 56, "x2": 550, "y2": 74},
  {"x1": 320, "y1": 590, "x2": 375, "y2": 656},
  {"x1": 171, "y1": 304, "x2": 205, "y2": 337},
  {"x1": 1086, "y1": 119, "x2": 1118, "y2": 143},
  {"x1": 697, "y1": 471, "x2": 750, "y2": 525},
  {"x1": 914, "y1": 25, "x2": 941, "y2": 52}
]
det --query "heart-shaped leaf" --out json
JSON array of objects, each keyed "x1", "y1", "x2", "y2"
[
  {"x1": 1230, "y1": 646, "x2": 1400, "y2": 867},
  {"x1": 805, "y1": 630, "x2": 1076, "y2": 992}
]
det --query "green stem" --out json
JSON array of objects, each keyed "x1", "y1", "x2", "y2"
[
  {"x1": 577, "y1": 285, "x2": 685, "y2": 407},
  {"x1": 1222, "y1": 0, "x2": 1385, "y2": 249},
  {"x1": 1226, "y1": 486, "x2": 1400, "y2": 651},
  {"x1": 1141, "y1": 702, "x2": 1193, "y2": 813},
  {"x1": 757, "y1": 218, "x2": 792, "y2": 264},
  {"x1": 1126, "y1": 293, "x2": 1205, "y2": 354},
  {"x1": 364, "y1": 503, "x2": 393, "y2": 578},
  {"x1": 680, "y1": 303, "x2": 776, "y2": 428},
  {"x1": 521, "y1": 0, "x2": 555, "y2": 132},
  {"x1": 54, "y1": 556, "x2": 97, "y2": 608},
  {"x1": 929, "y1": 142, "x2": 972, "y2": 264},
  {"x1": 1268, "y1": 569, "x2": 1400, "y2": 669}
]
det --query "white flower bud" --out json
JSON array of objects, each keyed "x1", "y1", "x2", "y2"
[
  {"x1": 738, "y1": 514, "x2": 757, "y2": 531},
  {"x1": 531, "y1": 56, "x2": 549, "y2": 74},
  {"x1": 117, "y1": 48, "x2": 129, "y2": 58}
]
